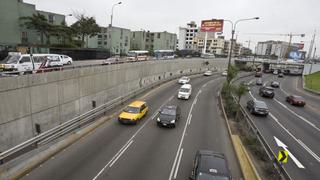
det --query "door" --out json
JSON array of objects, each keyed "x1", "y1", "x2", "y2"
[{"x1": 18, "y1": 56, "x2": 32, "y2": 71}]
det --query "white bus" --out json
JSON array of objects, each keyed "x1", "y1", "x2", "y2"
[
  {"x1": 127, "y1": 50, "x2": 149, "y2": 61},
  {"x1": 154, "y1": 50, "x2": 175, "y2": 60}
]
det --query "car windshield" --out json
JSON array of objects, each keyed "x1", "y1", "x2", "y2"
[
  {"x1": 180, "y1": 88, "x2": 190, "y2": 93},
  {"x1": 4, "y1": 55, "x2": 20, "y2": 64},
  {"x1": 124, "y1": 106, "x2": 140, "y2": 113},
  {"x1": 196, "y1": 173, "x2": 229, "y2": 180},
  {"x1": 181, "y1": 77, "x2": 188, "y2": 80},
  {"x1": 255, "y1": 101, "x2": 267, "y2": 108},
  {"x1": 161, "y1": 108, "x2": 176, "y2": 115}
]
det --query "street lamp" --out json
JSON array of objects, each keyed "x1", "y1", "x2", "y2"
[
  {"x1": 109, "y1": 2, "x2": 122, "y2": 56},
  {"x1": 224, "y1": 17, "x2": 259, "y2": 83},
  {"x1": 110, "y1": 2, "x2": 122, "y2": 27}
]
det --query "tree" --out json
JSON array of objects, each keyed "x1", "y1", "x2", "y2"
[
  {"x1": 232, "y1": 82, "x2": 249, "y2": 121},
  {"x1": 20, "y1": 13, "x2": 53, "y2": 45},
  {"x1": 51, "y1": 21, "x2": 74, "y2": 46},
  {"x1": 71, "y1": 15, "x2": 100, "y2": 47}
]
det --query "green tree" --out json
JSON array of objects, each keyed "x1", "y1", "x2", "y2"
[
  {"x1": 232, "y1": 82, "x2": 249, "y2": 121},
  {"x1": 71, "y1": 15, "x2": 100, "y2": 47},
  {"x1": 20, "y1": 13, "x2": 53, "y2": 45},
  {"x1": 51, "y1": 21, "x2": 75, "y2": 46},
  {"x1": 227, "y1": 65, "x2": 238, "y2": 86}
]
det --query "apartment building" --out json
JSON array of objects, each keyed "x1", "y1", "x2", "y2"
[
  {"x1": 178, "y1": 21, "x2": 199, "y2": 50},
  {"x1": 130, "y1": 31, "x2": 177, "y2": 51}
]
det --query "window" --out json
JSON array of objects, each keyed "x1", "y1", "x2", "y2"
[
  {"x1": 98, "y1": 35, "x2": 102, "y2": 38},
  {"x1": 104, "y1": 41, "x2": 107, "y2": 45},
  {"x1": 157, "y1": 33, "x2": 161, "y2": 39},
  {"x1": 104, "y1": 35, "x2": 108, "y2": 39},
  {"x1": 120, "y1": 43, "x2": 122, "y2": 47},
  {"x1": 48, "y1": 14, "x2": 55, "y2": 23},
  {"x1": 98, "y1": 41, "x2": 102, "y2": 45},
  {"x1": 20, "y1": 56, "x2": 31, "y2": 63},
  {"x1": 132, "y1": 32, "x2": 135, "y2": 38},
  {"x1": 125, "y1": 43, "x2": 128, "y2": 46},
  {"x1": 120, "y1": 29, "x2": 123, "y2": 39},
  {"x1": 21, "y1": 31, "x2": 28, "y2": 43}
]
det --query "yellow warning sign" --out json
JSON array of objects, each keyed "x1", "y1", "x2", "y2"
[{"x1": 278, "y1": 150, "x2": 288, "y2": 163}]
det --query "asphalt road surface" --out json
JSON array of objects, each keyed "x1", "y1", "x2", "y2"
[
  {"x1": 21, "y1": 74, "x2": 242, "y2": 180},
  {"x1": 238, "y1": 73, "x2": 320, "y2": 180}
]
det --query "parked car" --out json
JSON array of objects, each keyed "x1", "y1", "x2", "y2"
[
  {"x1": 157, "y1": 105, "x2": 181, "y2": 128},
  {"x1": 278, "y1": 73, "x2": 284, "y2": 78},
  {"x1": 256, "y1": 78, "x2": 263, "y2": 85},
  {"x1": 190, "y1": 150, "x2": 232, "y2": 180},
  {"x1": 222, "y1": 70, "x2": 228, "y2": 76},
  {"x1": 259, "y1": 86, "x2": 275, "y2": 98},
  {"x1": 271, "y1": 81, "x2": 280, "y2": 88},
  {"x1": 201, "y1": 53, "x2": 215, "y2": 59},
  {"x1": 255, "y1": 71, "x2": 262, "y2": 77},
  {"x1": 178, "y1": 84, "x2": 192, "y2": 100},
  {"x1": 59, "y1": 55, "x2": 73, "y2": 65},
  {"x1": 178, "y1": 76, "x2": 190, "y2": 84},
  {"x1": 118, "y1": 101, "x2": 149, "y2": 124},
  {"x1": 286, "y1": 95, "x2": 306, "y2": 107},
  {"x1": 247, "y1": 99, "x2": 269, "y2": 116},
  {"x1": 204, "y1": 70, "x2": 213, "y2": 76}
]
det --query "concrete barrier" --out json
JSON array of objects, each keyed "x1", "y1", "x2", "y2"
[{"x1": 0, "y1": 59, "x2": 225, "y2": 152}]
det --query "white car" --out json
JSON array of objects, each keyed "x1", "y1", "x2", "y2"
[
  {"x1": 178, "y1": 76, "x2": 190, "y2": 84},
  {"x1": 60, "y1": 55, "x2": 73, "y2": 65},
  {"x1": 204, "y1": 70, "x2": 213, "y2": 76},
  {"x1": 178, "y1": 84, "x2": 192, "y2": 100},
  {"x1": 222, "y1": 71, "x2": 228, "y2": 76}
]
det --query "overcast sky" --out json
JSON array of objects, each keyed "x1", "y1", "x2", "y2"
[{"x1": 25, "y1": 0, "x2": 320, "y2": 56}]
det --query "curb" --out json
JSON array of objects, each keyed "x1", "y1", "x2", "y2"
[{"x1": 219, "y1": 94, "x2": 261, "y2": 180}]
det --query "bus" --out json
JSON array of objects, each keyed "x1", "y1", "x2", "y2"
[
  {"x1": 127, "y1": 50, "x2": 149, "y2": 61},
  {"x1": 154, "y1": 50, "x2": 175, "y2": 60}
]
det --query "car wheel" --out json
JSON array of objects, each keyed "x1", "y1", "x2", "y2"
[{"x1": 67, "y1": 61, "x2": 72, "y2": 65}]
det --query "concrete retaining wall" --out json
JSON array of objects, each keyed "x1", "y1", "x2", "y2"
[{"x1": 0, "y1": 59, "x2": 217, "y2": 151}]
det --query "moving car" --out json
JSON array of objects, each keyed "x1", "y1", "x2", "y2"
[
  {"x1": 190, "y1": 150, "x2": 232, "y2": 180},
  {"x1": 203, "y1": 70, "x2": 213, "y2": 76},
  {"x1": 255, "y1": 71, "x2": 262, "y2": 77},
  {"x1": 256, "y1": 78, "x2": 263, "y2": 85},
  {"x1": 222, "y1": 70, "x2": 228, "y2": 76},
  {"x1": 273, "y1": 69, "x2": 279, "y2": 75},
  {"x1": 118, "y1": 101, "x2": 149, "y2": 124},
  {"x1": 246, "y1": 99, "x2": 269, "y2": 116},
  {"x1": 278, "y1": 73, "x2": 284, "y2": 78},
  {"x1": 286, "y1": 95, "x2": 306, "y2": 106},
  {"x1": 259, "y1": 86, "x2": 275, "y2": 98},
  {"x1": 270, "y1": 81, "x2": 280, "y2": 88},
  {"x1": 102, "y1": 56, "x2": 123, "y2": 65},
  {"x1": 178, "y1": 84, "x2": 192, "y2": 100},
  {"x1": 157, "y1": 105, "x2": 181, "y2": 128},
  {"x1": 178, "y1": 76, "x2": 190, "y2": 84},
  {"x1": 60, "y1": 55, "x2": 73, "y2": 65}
]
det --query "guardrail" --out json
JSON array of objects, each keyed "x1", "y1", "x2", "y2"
[
  {"x1": 0, "y1": 67, "x2": 216, "y2": 165},
  {"x1": 231, "y1": 74, "x2": 292, "y2": 180}
]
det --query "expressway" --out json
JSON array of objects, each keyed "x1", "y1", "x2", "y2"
[
  {"x1": 238, "y1": 73, "x2": 320, "y2": 180},
  {"x1": 21, "y1": 74, "x2": 242, "y2": 180}
]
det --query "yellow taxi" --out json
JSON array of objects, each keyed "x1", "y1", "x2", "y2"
[{"x1": 118, "y1": 100, "x2": 148, "y2": 124}]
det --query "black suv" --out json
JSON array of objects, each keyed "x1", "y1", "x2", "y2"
[
  {"x1": 157, "y1": 105, "x2": 181, "y2": 128},
  {"x1": 190, "y1": 150, "x2": 232, "y2": 180},
  {"x1": 247, "y1": 100, "x2": 269, "y2": 116},
  {"x1": 259, "y1": 86, "x2": 275, "y2": 98}
]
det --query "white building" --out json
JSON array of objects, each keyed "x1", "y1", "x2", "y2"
[
  {"x1": 194, "y1": 33, "x2": 226, "y2": 55},
  {"x1": 256, "y1": 41, "x2": 290, "y2": 58},
  {"x1": 178, "y1": 21, "x2": 199, "y2": 50}
]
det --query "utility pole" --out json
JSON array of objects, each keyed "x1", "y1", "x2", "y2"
[{"x1": 307, "y1": 30, "x2": 316, "y2": 60}]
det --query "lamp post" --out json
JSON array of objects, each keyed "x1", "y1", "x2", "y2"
[
  {"x1": 224, "y1": 17, "x2": 259, "y2": 83},
  {"x1": 109, "y1": 2, "x2": 122, "y2": 55}
]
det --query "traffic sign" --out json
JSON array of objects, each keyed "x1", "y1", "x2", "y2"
[{"x1": 278, "y1": 150, "x2": 288, "y2": 163}]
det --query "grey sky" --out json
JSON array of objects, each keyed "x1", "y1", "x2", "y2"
[{"x1": 25, "y1": 0, "x2": 320, "y2": 56}]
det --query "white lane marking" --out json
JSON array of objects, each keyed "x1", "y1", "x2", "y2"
[
  {"x1": 249, "y1": 91, "x2": 256, "y2": 100},
  {"x1": 173, "y1": 148, "x2": 184, "y2": 179},
  {"x1": 93, "y1": 94, "x2": 174, "y2": 180},
  {"x1": 193, "y1": 98, "x2": 197, "y2": 105},
  {"x1": 203, "y1": 84, "x2": 207, "y2": 88},
  {"x1": 297, "y1": 139, "x2": 320, "y2": 162},
  {"x1": 274, "y1": 136, "x2": 305, "y2": 169},
  {"x1": 168, "y1": 84, "x2": 204, "y2": 180},
  {"x1": 274, "y1": 98, "x2": 320, "y2": 132},
  {"x1": 187, "y1": 114, "x2": 192, "y2": 125},
  {"x1": 109, "y1": 140, "x2": 133, "y2": 167},
  {"x1": 270, "y1": 113, "x2": 320, "y2": 165},
  {"x1": 279, "y1": 86, "x2": 290, "y2": 96}
]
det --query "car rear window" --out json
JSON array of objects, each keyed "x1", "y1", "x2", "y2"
[
  {"x1": 255, "y1": 101, "x2": 267, "y2": 108},
  {"x1": 124, "y1": 106, "x2": 140, "y2": 113},
  {"x1": 161, "y1": 108, "x2": 176, "y2": 115}
]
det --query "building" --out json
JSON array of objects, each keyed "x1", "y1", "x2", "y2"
[
  {"x1": 0, "y1": 0, "x2": 65, "y2": 47},
  {"x1": 87, "y1": 26, "x2": 131, "y2": 55},
  {"x1": 193, "y1": 32, "x2": 225, "y2": 55},
  {"x1": 223, "y1": 39, "x2": 243, "y2": 57},
  {"x1": 256, "y1": 40, "x2": 296, "y2": 58},
  {"x1": 240, "y1": 47, "x2": 252, "y2": 56},
  {"x1": 178, "y1": 21, "x2": 199, "y2": 50},
  {"x1": 130, "y1": 31, "x2": 177, "y2": 51}
]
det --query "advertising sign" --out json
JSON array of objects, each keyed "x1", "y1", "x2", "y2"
[
  {"x1": 200, "y1": 19, "x2": 224, "y2": 32},
  {"x1": 289, "y1": 51, "x2": 306, "y2": 60},
  {"x1": 293, "y1": 43, "x2": 305, "y2": 50}
]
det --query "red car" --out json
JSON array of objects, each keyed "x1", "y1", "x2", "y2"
[{"x1": 286, "y1": 95, "x2": 306, "y2": 106}]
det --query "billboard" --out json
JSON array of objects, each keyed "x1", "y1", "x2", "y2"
[
  {"x1": 288, "y1": 51, "x2": 306, "y2": 60},
  {"x1": 200, "y1": 19, "x2": 224, "y2": 32}
]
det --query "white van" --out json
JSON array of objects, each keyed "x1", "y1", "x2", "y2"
[
  {"x1": 178, "y1": 84, "x2": 192, "y2": 100},
  {"x1": 1, "y1": 53, "x2": 63, "y2": 73}
]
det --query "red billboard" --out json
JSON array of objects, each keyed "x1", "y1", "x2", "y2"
[
  {"x1": 293, "y1": 43, "x2": 305, "y2": 50},
  {"x1": 200, "y1": 19, "x2": 224, "y2": 32}
]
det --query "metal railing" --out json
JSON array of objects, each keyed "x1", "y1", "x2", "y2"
[{"x1": 0, "y1": 67, "x2": 216, "y2": 165}]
